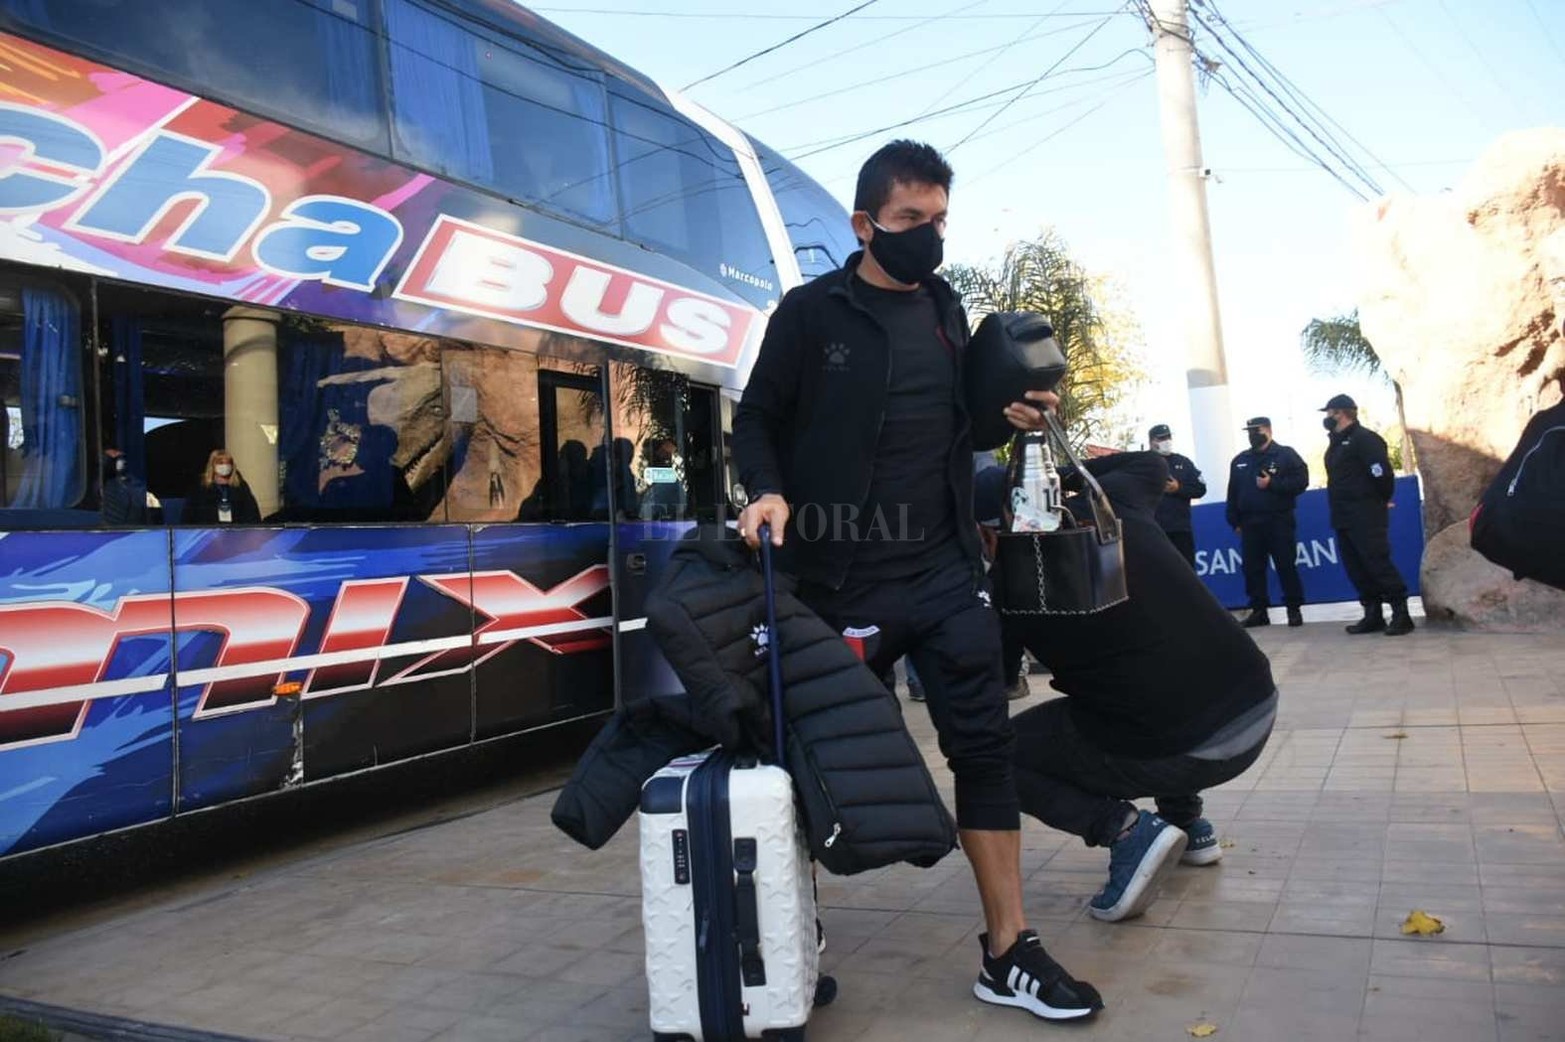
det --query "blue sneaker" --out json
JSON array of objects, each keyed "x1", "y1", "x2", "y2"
[
  {"x1": 1180, "y1": 818, "x2": 1223, "y2": 866},
  {"x1": 1088, "y1": 811, "x2": 1188, "y2": 922}
]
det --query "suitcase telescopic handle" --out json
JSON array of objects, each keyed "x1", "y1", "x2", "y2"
[{"x1": 757, "y1": 523, "x2": 786, "y2": 767}]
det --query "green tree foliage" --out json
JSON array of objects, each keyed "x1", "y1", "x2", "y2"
[
  {"x1": 944, "y1": 232, "x2": 1146, "y2": 450},
  {"x1": 1299, "y1": 309, "x2": 1414, "y2": 472},
  {"x1": 1300, "y1": 309, "x2": 1385, "y2": 377}
]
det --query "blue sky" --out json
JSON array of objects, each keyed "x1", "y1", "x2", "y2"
[{"x1": 537, "y1": 0, "x2": 1563, "y2": 471}]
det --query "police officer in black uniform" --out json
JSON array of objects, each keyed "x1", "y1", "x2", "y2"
[
  {"x1": 1226, "y1": 417, "x2": 1309, "y2": 628},
  {"x1": 1148, "y1": 423, "x2": 1207, "y2": 568},
  {"x1": 1322, "y1": 394, "x2": 1414, "y2": 636}
]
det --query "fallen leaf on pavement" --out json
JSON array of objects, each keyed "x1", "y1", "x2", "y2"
[
  {"x1": 1187, "y1": 1023, "x2": 1219, "y2": 1038},
  {"x1": 1384, "y1": 731, "x2": 1409, "y2": 739},
  {"x1": 1220, "y1": 839, "x2": 1236, "y2": 849},
  {"x1": 1401, "y1": 909, "x2": 1445, "y2": 936}
]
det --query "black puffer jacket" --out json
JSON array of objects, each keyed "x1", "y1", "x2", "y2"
[{"x1": 551, "y1": 526, "x2": 957, "y2": 875}]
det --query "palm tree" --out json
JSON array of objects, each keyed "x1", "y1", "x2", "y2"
[
  {"x1": 945, "y1": 232, "x2": 1144, "y2": 451},
  {"x1": 1299, "y1": 310, "x2": 1414, "y2": 471}
]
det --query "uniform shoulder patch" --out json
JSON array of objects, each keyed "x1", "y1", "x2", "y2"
[{"x1": 1370, "y1": 463, "x2": 1385, "y2": 478}]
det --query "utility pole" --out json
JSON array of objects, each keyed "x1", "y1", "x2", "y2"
[{"x1": 1147, "y1": 0, "x2": 1235, "y2": 500}]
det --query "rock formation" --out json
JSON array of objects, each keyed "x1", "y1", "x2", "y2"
[{"x1": 1355, "y1": 128, "x2": 1565, "y2": 630}]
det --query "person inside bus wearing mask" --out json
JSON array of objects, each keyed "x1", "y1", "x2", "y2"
[
  {"x1": 734, "y1": 139, "x2": 1102, "y2": 1023},
  {"x1": 100, "y1": 448, "x2": 152, "y2": 526},
  {"x1": 186, "y1": 449, "x2": 261, "y2": 525}
]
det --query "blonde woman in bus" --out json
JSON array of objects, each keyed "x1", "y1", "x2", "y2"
[{"x1": 185, "y1": 449, "x2": 261, "y2": 525}]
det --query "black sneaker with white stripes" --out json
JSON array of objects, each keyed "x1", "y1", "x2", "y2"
[{"x1": 973, "y1": 930, "x2": 1103, "y2": 1021}]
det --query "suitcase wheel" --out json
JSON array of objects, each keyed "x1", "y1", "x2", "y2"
[{"x1": 812, "y1": 974, "x2": 838, "y2": 1008}]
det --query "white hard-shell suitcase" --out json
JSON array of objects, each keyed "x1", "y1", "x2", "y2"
[
  {"x1": 639, "y1": 751, "x2": 819, "y2": 1041},
  {"x1": 637, "y1": 526, "x2": 834, "y2": 1041}
]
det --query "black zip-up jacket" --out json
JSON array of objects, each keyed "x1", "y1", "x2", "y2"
[
  {"x1": 1152, "y1": 451, "x2": 1207, "y2": 534},
  {"x1": 1225, "y1": 442, "x2": 1308, "y2": 527},
  {"x1": 550, "y1": 527, "x2": 957, "y2": 874},
  {"x1": 1324, "y1": 422, "x2": 1396, "y2": 529},
  {"x1": 733, "y1": 254, "x2": 982, "y2": 589}
]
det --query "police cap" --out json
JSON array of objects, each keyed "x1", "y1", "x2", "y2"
[{"x1": 1320, "y1": 393, "x2": 1357, "y2": 411}]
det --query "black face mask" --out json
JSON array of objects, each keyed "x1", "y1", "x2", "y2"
[
  {"x1": 1323, "y1": 415, "x2": 1339, "y2": 432},
  {"x1": 866, "y1": 219, "x2": 943, "y2": 285},
  {"x1": 1248, "y1": 431, "x2": 1268, "y2": 450}
]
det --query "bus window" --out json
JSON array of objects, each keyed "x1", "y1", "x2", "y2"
[
  {"x1": 608, "y1": 363, "x2": 723, "y2": 523},
  {"x1": 0, "y1": 0, "x2": 388, "y2": 152},
  {"x1": 385, "y1": 0, "x2": 616, "y2": 228},
  {"x1": 682, "y1": 384, "x2": 721, "y2": 523},
  {"x1": 94, "y1": 283, "x2": 450, "y2": 526},
  {"x1": 750, "y1": 140, "x2": 858, "y2": 281},
  {"x1": 0, "y1": 274, "x2": 85, "y2": 524},
  {"x1": 517, "y1": 367, "x2": 606, "y2": 522},
  {"x1": 609, "y1": 93, "x2": 778, "y2": 308},
  {"x1": 274, "y1": 324, "x2": 445, "y2": 524}
]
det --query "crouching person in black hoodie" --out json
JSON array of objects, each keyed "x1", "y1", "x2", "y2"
[{"x1": 988, "y1": 451, "x2": 1277, "y2": 924}]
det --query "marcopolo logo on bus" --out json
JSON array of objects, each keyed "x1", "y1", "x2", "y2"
[{"x1": 0, "y1": 32, "x2": 759, "y2": 367}]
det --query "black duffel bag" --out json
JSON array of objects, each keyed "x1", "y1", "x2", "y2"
[
  {"x1": 964, "y1": 311, "x2": 1068, "y2": 452},
  {"x1": 994, "y1": 414, "x2": 1129, "y2": 616},
  {"x1": 1470, "y1": 398, "x2": 1565, "y2": 592}
]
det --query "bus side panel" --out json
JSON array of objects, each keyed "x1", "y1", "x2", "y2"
[
  {"x1": 295, "y1": 526, "x2": 478, "y2": 783},
  {"x1": 170, "y1": 525, "x2": 473, "y2": 809},
  {"x1": 0, "y1": 530, "x2": 177, "y2": 858},
  {"x1": 614, "y1": 522, "x2": 695, "y2": 706},
  {"x1": 470, "y1": 523, "x2": 614, "y2": 740}
]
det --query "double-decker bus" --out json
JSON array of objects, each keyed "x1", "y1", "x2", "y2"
[{"x1": 0, "y1": 0, "x2": 857, "y2": 860}]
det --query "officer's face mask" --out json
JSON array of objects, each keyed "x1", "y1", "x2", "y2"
[
  {"x1": 865, "y1": 217, "x2": 944, "y2": 285},
  {"x1": 1323, "y1": 414, "x2": 1339, "y2": 432},
  {"x1": 1248, "y1": 430, "x2": 1268, "y2": 450},
  {"x1": 1152, "y1": 439, "x2": 1173, "y2": 456}
]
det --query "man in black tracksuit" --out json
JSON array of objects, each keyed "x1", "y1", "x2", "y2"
[
  {"x1": 995, "y1": 452, "x2": 1276, "y2": 921},
  {"x1": 1321, "y1": 393, "x2": 1414, "y2": 636},
  {"x1": 1226, "y1": 417, "x2": 1309, "y2": 627},
  {"x1": 734, "y1": 141, "x2": 1101, "y2": 1023},
  {"x1": 1147, "y1": 423, "x2": 1207, "y2": 568}
]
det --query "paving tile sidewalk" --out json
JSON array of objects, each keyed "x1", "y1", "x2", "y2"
[{"x1": 3, "y1": 624, "x2": 1564, "y2": 1042}]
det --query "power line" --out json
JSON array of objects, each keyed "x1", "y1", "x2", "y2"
[
  {"x1": 730, "y1": 0, "x2": 991, "y2": 95},
  {"x1": 806, "y1": 65, "x2": 1149, "y2": 189},
  {"x1": 782, "y1": 53, "x2": 1148, "y2": 160},
  {"x1": 1130, "y1": 0, "x2": 1370, "y2": 199},
  {"x1": 1220, "y1": 158, "x2": 1469, "y2": 173},
  {"x1": 1192, "y1": 0, "x2": 1413, "y2": 191},
  {"x1": 1524, "y1": 0, "x2": 1565, "y2": 66},
  {"x1": 732, "y1": 15, "x2": 1104, "y2": 120},
  {"x1": 947, "y1": 9, "x2": 1124, "y2": 152},
  {"x1": 910, "y1": 0, "x2": 1077, "y2": 122},
  {"x1": 1436, "y1": 0, "x2": 1523, "y2": 108},
  {"x1": 682, "y1": 0, "x2": 880, "y2": 91},
  {"x1": 963, "y1": 71, "x2": 1151, "y2": 185},
  {"x1": 784, "y1": 77, "x2": 1053, "y2": 158},
  {"x1": 957, "y1": 64, "x2": 1151, "y2": 147},
  {"x1": 1210, "y1": 70, "x2": 1371, "y2": 199},
  {"x1": 1230, "y1": 0, "x2": 1405, "y2": 33},
  {"x1": 535, "y1": 7, "x2": 1125, "y2": 19},
  {"x1": 1185, "y1": 0, "x2": 1384, "y2": 196},
  {"x1": 1188, "y1": 3, "x2": 1382, "y2": 194},
  {"x1": 1373, "y1": 6, "x2": 1488, "y2": 127}
]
